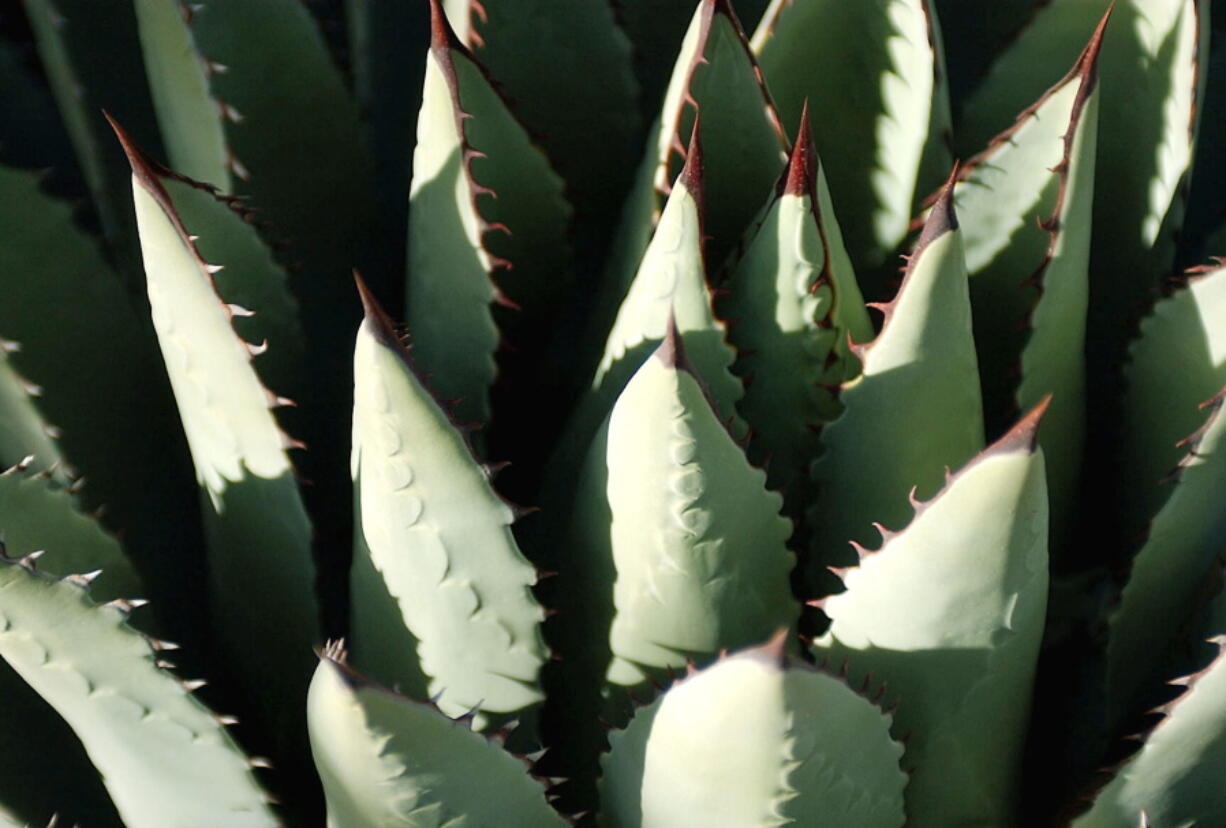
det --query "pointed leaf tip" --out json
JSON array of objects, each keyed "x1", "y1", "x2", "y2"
[
  {"x1": 1076, "y1": 3, "x2": 1113, "y2": 85},
  {"x1": 428, "y1": 0, "x2": 464, "y2": 53},
  {"x1": 748, "y1": 628, "x2": 791, "y2": 669},
  {"x1": 990, "y1": 395, "x2": 1052, "y2": 456},
  {"x1": 679, "y1": 114, "x2": 705, "y2": 198},
  {"x1": 354, "y1": 271, "x2": 402, "y2": 353},
  {"x1": 654, "y1": 310, "x2": 691, "y2": 373},
  {"x1": 915, "y1": 163, "x2": 961, "y2": 254},
  {"x1": 784, "y1": 102, "x2": 817, "y2": 197}
]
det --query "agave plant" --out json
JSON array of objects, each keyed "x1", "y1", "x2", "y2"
[{"x1": 0, "y1": 0, "x2": 1223, "y2": 824}]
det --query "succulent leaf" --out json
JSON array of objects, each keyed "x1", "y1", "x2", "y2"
[
  {"x1": 115, "y1": 119, "x2": 320, "y2": 750},
  {"x1": 1107, "y1": 385, "x2": 1226, "y2": 725},
  {"x1": 815, "y1": 402, "x2": 1050, "y2": 825},
  {"x1": 952, "y1": 12, "x2": 1104, "y2": 548},
  {"x1": 723, "y1": 108, "x2": 872, "y2": 505},
  {"x1": 960, "y1": 0, "x2": 1207, "y2": 379},
  {"x1": 600, "y1": 0, "x2": 787, "y2": 349},
  {"x1": 406, "y1": 0, "x2": 573, "y2": 429},
  {"x1": 1076, "y1": 638, "x2": 1226, "y2": 827},
  {"x1": 0, "y1": 463, "x2": 142, "y2": 604},
  {"x1": 806, "y1": 176, "x2": 984, "y2": 591},
  {"x1": 0, "y1": 557, "x2": 275, "y2": 827},
  {"x1": 0, "y1": 344, "x2": 65, "y2": 479},
  {"x1": 600, "y1": 634, "x2": 907, "y2": 827},
  {"x1": 752, "y1": 0, "x2": 953, "y2": 278},
  {"x1": 350, "y1": 280, "x2": 548, "y2": 719},
  {"x1": 308, "y1": 648, "x2": 565, "y2": 827}
]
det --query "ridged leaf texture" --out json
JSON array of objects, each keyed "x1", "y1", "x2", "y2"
[
  {"x1": 308, "y1": 649, "x2": 565, "y2": 827},
  {"x1": 600, "y1": 634, "x2": 907, "y2": 827},
  {"x1": 815, "y1": 404, "x2": 1050, "y2": 826},
  {"x1": 349, "y1": 281, "x2": 547, "y2": 719}
]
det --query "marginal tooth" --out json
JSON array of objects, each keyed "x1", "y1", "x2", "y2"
[
  {"x1": 155, "y1": 659, "x2": 175, "y2": 670},
  {"x1": 149, "y1": 638, "x2": 181, "y2": 651},
  {"x1": 246, "y1": 340, "x2": 269, "y2": 357},
  {"x1": 181, "y1": 679, "x2": 207, "y2": 692},
  {"x1": 188, "y1": 234, "x2": 200, "y2": 242},
  {"x1": 204, "y1": 263, "x2": 225, "y2": 275},
  {"x1": 217, "y1": 714, "x2": 239, "y2": 726},
  {"x1": 0, "y1": 339, "x2": 19, "y2": 352},
  {"x1": 19, "y1": 550, "x2": 46, "y2": 567},
  {"x1": 65, "y1": 569, "x2": 103, "y2": 587},
  {"x1": 20, "y1": 380, "x2": 43, "y2": 396},
  {"x1": 249, "y1": 757, "x2": 273, "y2": 769},
  {"x1": 44, "y1": 425, "x2": 62, "y2": 439},
  {"x1": 16, "y1": 455, "x2": 35, "y2": 471},
  {"x1": 227, "y1": 303, "x2": 255, "y2": 318},
  {"x1": 126, "y1": 598, "x2": 150, "y2": 609}
]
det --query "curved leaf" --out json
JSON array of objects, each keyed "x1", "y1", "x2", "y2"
[
  {"x1": 308, "y1": 649, "x2": 565, "y2": 827},
  {"x1": 752, "y1": 0, "x2": 952, "y2": 278},
  {"x1": 815, "y1": 403, "x2": 1050, "y2": 826},
  {"x1": 1076, "y1": 639, "x2": 1226, "y2": 827},
  {"x1": 350, "y1": 280, "x2": 547, "y2": 720},
  {"x1": 0, "y1": 463, "x2": 141, "y2": 604},
  {"x1": 406, "y1": 0, "x2": 572, "y2": 430},
  {"x1": 723, "y1": 107, "x2": 871, "y2": 507},
  {"x1": 1108, "y1": 386, "x2": 1226, "y2": 725},
  {"x1": 601, "y1": 634, "x2": 906, "y2": 827},
  {"x1": 0, "y1": 557, "x2": 275, "y2": 827},
  {"x1": 952, "y1": 13, "x2": 1103, "y2": 547},
  {"x1": 115, "y1": 119, "x2": 319, "y2": 750},
  {"x1": 805, "y1": 177, "x2": 983, "y2": 593}
]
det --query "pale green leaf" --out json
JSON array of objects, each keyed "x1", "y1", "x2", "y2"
[
  {"x1": 0, "y1": 558, "x2": 275, "y2": 827},
  {"x1": 601, "y1": 635, "x2": 906, "y2": 827},
  {"x1": 0, "y1": 344, "x2": 64, "y2": 479},
  {"x1": 815, "y1": 405, "x2": 1050, "y2": 826},
  {"x1": 308, "y1": 650, "x2": 565, "y2": 828}
]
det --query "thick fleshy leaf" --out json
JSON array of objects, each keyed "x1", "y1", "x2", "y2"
[
  {"x1": 0, "y1": 463, "x2": 141, "y2": 604},
  {"x1": 465, "y1": 0, "x2": 641, "y2": 222},
  {"x1": 115, "y1": 119, "x2": 319, "y2": 753},
  {"x1": 308, "y1": 649, "x2": 565, "y2": 827},
  {"x1": 602, "y1": 333, "x2": 794, "y2": 687},
  {"x1": 601, "y1": 634, "x2": 906, "y2": 827},
  {"x1": 1107, "y1": 386, "x2": 1226, "y2": 725},
  {"x1": 952, "y1": 13, "x2": 1103, "y2": 548},
  {"x1": 806, "y1": 179, "x2": 984, "y2": 592},
  {"x1": 0, "y1": 342, "x2": 64, "y2": 478},
  {"x1": 0, "y1": 162, "x2": 207, "y2": 653},
  {"x1": 936, "y1": 0, "x2": 1043, "y2": 104},
  {"x1": 0, "y1": 558, "x2": 275, "y2": 827},
  {"x1": 598, "y1": 0, "x2": 787, "y2": 357},
  {"x1": 815, "y1": 404, "x2": 1050, "y2": 826},
  {"x1": 752, "y1": 0, "x2": 952, "y2": 281},
  {"x1": 1118, "y1": 262, "x2": 1226, "y2": 545},
  {"x1": 349, "y1": 280, "x2": 547, "y2": 719},
  {"x1": 723, "y1": 108, "x2": 872, "y2": 507},
  {"x1": 959, "y1": 0, "x2": 1207, "y2": 382},
  {"x1": 405, "y1": 1, "x2": 572, "y2": 430},
  {"x1": 21, "y1": 0, "x2": 160, "y2": 276},
  {"x1": 1076, "y1": 639, "x2": 1226, "y2": 827}
]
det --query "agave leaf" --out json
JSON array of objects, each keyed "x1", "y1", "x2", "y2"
[
  {"x1": 959, "y1": 0, "x2": 1207, "y2": 382},
  {"x1": 406, "y1": 0, "x2": 573, "y2": 431},
  {"x1": 1118, "y1": 262, "x2": 1226, "y2": 546},
  {"x1": 0, "y1": 343, "x2": 65, "y2": 479},
  {"x1": 935, "y1": 0, "x2": 1042, "y2": 104},
  {"x1": 464, "y1": 0, "x2": 641, "y2": 223},
  {"x1": 951, "y1": 12, "x2": 1103, "y2": 549},
  {"x1": 0, "y1": 557, "x2": 275, "y2": 826},
  {"x1": 1107, "y1": 385, "x2": 1226, "y2": 725},
  {"x1": 21, "y1": 0, "x2": 160, "y2": 276},
  {"x1": 752, "y1": 0, "x2": 952, "y2": 282},
  {"x1": 601, "y1": 634, "x2": 906, "y2": 827},
  {"x1": 0, "y1": 463, "x2": 141, "y2": 604},
  {"x1": 599, "y1": 0, "x2": 787, "y2": 357},
  {"x1": 806, "y1": 177, "x2": 984, "y2": 593},
  {"x1": 1182, "y1": 36, "x2": 1226, "y2": 262},
  {"x1": 114, "y1": 119, "x2": 320, "y2": 752},
  {"x1": 600, "y1": 330, "x2": 795, "y2": 687},
  {"x1": 0, "y1": 162, "x2": 207, "y2": 653},
  {"x1": 815, "y1": 403, "x2": 1050, "y2": 826},
  {"x1": 308, "y1": 648, "x2": 565, "y2": 827},
  {"x1": 1076, "y1": 638, "x2": 1226, "y2": 827},
  {"x1": 615, "y1": 0, "x2": 699, "y2": 117},
  {"x1": 350, "y1": 279, "x2": 547, "y2": 721},
  {"x1": 723, "y1": 107, "x2": 872, "y2": 507}
]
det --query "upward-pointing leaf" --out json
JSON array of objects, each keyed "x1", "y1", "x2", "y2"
[
  {"x1": 806, "y1": 176, "x2": 984, "y2": 595},
  {"x1": 0, "y1": 343, "x2": 65, "y2": 479},
  {"x1": 815, "y1": 403, "x2": 1050, "y2": 827},
  {"x1": 598, "y1": 0, "x2": 787, "y2": 358},
  {"x1": 601, "y1": 634, "x2": 906, "y2": 828},
  {"x1": 0, "y1": 558, "x2": 275, "y2": 827},
  {"x1": 752, "y1": 0, "x2": 952, "y2": 281},
  {"x1": 308, "y1": 649, "x2": 564, "y2": 828},
  {"x1": 113, "y1": 118, "x2": 319, "y2": 753},
  {"x1": 406, "y1": 0, "x2": 572, "y2": 431},
  {"x1": 723, "y1": 106, "x2": 871, "y2": 509},
  {"x1": 350, "y1": 279, "x2": 547, "y2": 721},
  {"x1": 952, "y1": 11, "x2": 1104, "y2": 548}
]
